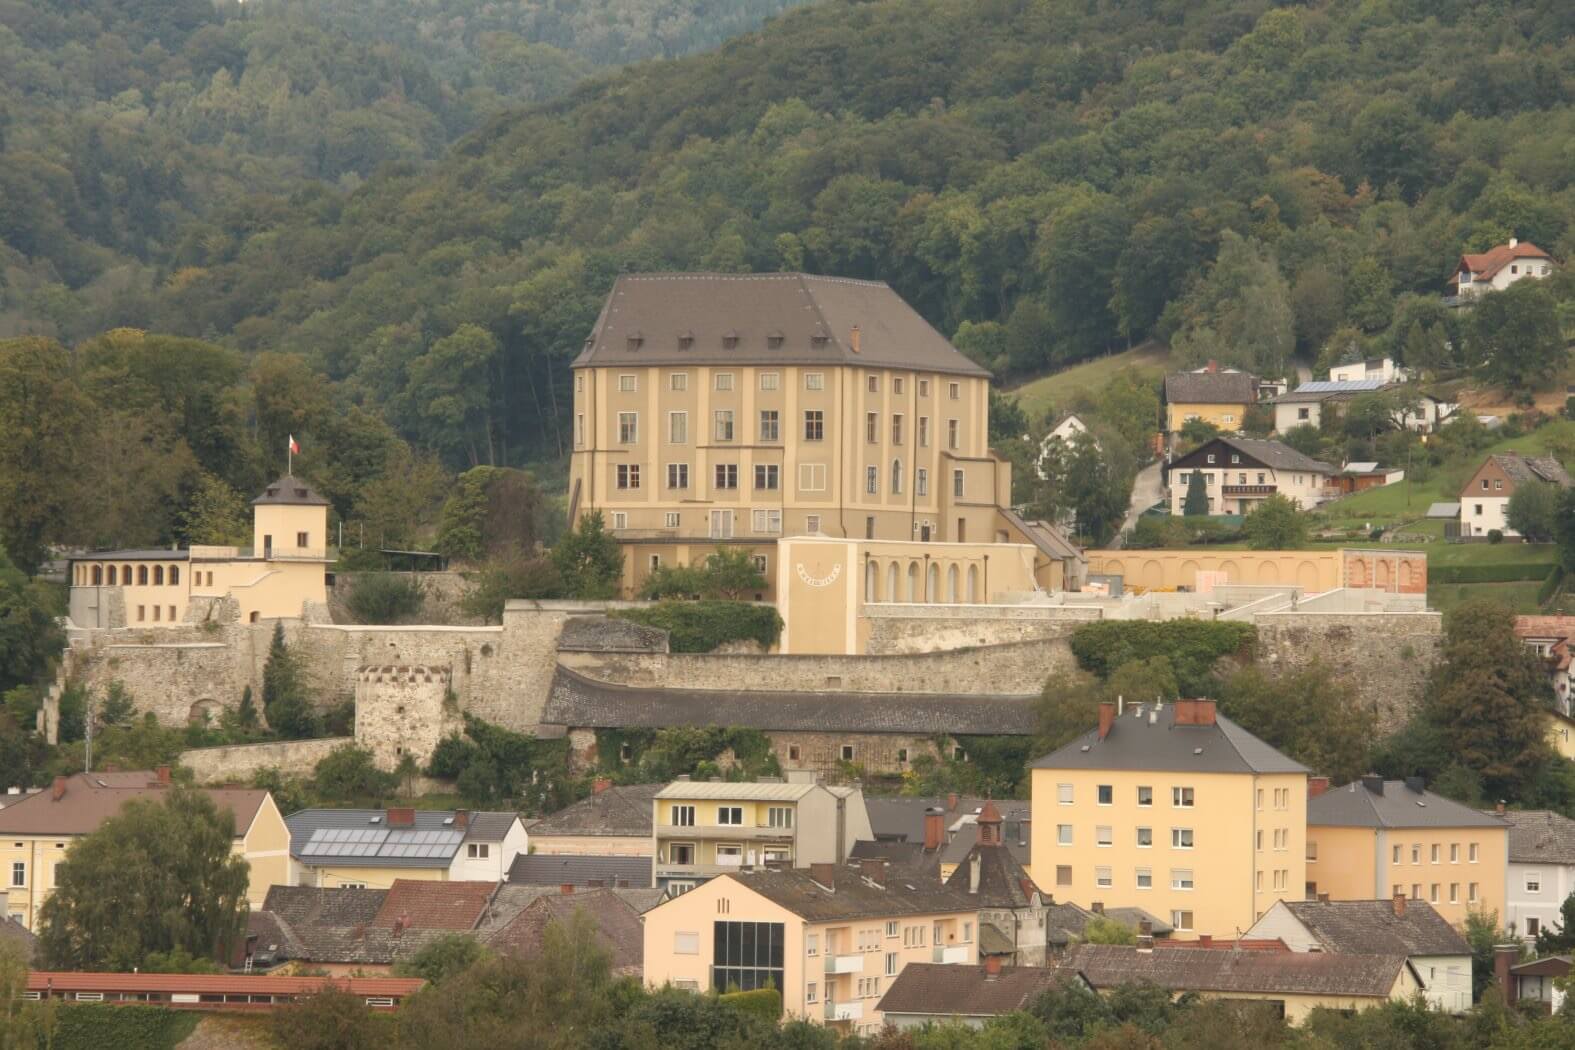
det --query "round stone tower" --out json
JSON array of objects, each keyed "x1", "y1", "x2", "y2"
[{"x1": 353, "y1": 664, "x2": 455, "y2": 770}]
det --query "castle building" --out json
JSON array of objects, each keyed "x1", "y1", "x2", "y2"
[
  {"x1": 67, "y1": 475, "x2": 332, "y2": 627},
  {"x1": 566, "y1": 273, "x2": 1081, "y2": 602}
]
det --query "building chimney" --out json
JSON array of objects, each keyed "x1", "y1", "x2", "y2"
[
  {"x1": 1392, "y1": 892, "x2": 1406, "y2": 918},
  {"x1": 592, "y1": 777, "x2": 613, "y2": 795},
  {"x1": 1510, "y1": 237, "x2": 1519, "y2": 249},
  {"x1": 1173, "y1": 699, "x2": 1216, "y2": 726},
  {"x1": 1098, "y1": 702, "x2": 1115, "y2": 740},
  {"x1": 923, "y1": 808, "x2": 944, "y2": 852},
  {"x1": 560, "y1": 884, "x2": 575, "y2": 895},
  {"x1": 1205, "y1": 359, "x2": 1218, "y2": 373},
  {"x1": 1308, "y1": 776, "x2": 1330, "y2": 798},
  {"x1": 1403, "y1": 776, "x2": 1425, "y2": 795},
  {"x1": 860, "y1": 859, "x2": 887, "y2": 887},
  {"x1": 968, "y1": 851, "x2": 982, "y2": 895},
  {"x1": 849, "y1": 326, "x2": 861, "y2": 354},
  {"x1": 1199, "y1": 934, "x2": 1213, "y2": 947},
  {"x1": 1361, "y1": 775, "x2": 1385, "y2": 796},
  {"x1": 1495, "y1": 945, "x2": 1519, "y2": 1003},
  {"x1": 1091, "y1": 901, "x2": 1104, "y2": 915},
  {"x1": 983, "y1": 955, "x2": 1002, "y2": 979},
  {"x1": 1137, "y1": 932, "x2": 1155, "y2": 953},
  {"x1": 947, "y1": 793, "x2": 959, "y2": 813},
  {"x1": 386, "y1": 807, "x2": 415, "y2": 827},
  {"x1": 809, "y1": 863, "x2": 837, "y2": 890},
  {"x1": 50, "y1": 776, "x2": 66, "y2": 802},
  {"x1": 1495, "y1": 801, "x2": 1507, "y2": 816},
  {"x1": 156, "y1": 766, "x2": 170, "y2": 786}
]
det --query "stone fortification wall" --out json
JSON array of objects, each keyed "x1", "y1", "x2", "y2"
[
  {"x1": 1255, "y1": 611, "x2": 1443, "y2": 732},
  {"x1": 354, "y1": 663, "x2": 460, "y2": 768},
  {"x1": 862, "y1": 604, "x2": 1101, "y2": 655},
  {"x1": 564, "y1": 727, "x2": 946, "y2": 780},
  {"x1": 560, "y1": 637, "x2": 1070, "y2": 697},
  {"x1": 180, "y1": 737, "x2": 352, "y2": 783}
]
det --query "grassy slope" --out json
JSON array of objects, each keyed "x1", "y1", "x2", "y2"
[{"x1": 1004, "y1": 346, "x2": 1170, "y2": 420}]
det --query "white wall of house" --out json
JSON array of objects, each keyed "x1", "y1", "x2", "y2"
[
  {"x1": 1507, "y1": 861, "x2": 1575, "y2": 944},
  {"x1": 1460, "y1": 496, "x2": 1512, "y2": 537},
  {"x1": 1274, "y1": 403, "x2": 1322, "y2": 433},
  {"x1": 1169, "y1": 464, "x2": 1331, "y2": 516},
  {"x1": 1330, "y1": 359, "x2": 1402, "y2": 384},
  {"x1": 448, "y1": 821, "x2": 527, "y2": 881}
]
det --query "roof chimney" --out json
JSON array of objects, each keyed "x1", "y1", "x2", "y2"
[
  {"x1": 809, "y1": 863, "x2": 836, "y2": 890},
  {"x1": 1496, "y1": 801, "x2": 1507, "y2": 816},
  {"x1": 1173, "y1": 699, "x2": 1216, "y2": 726},
  {"x1": 860, "y1": 859, "x2": 886, "y2": 887},
  {"x1": 983, "y1": 955, "x2": 1002, "y2": 979},
  {"x1": 1392, "y1": 892, "x2": 1406, "y2": 918},
  {"x1": 1495, "y1": 945, "x2": 1519, "y2": 1003},
  {"x1": 453, "y1": 810, "x2": 469, "y2": 829},
  {"x1": 560, "y1": 884, "x2": 575, "y2": 895},
  {"x1": 1308, "y1": 776, "x2": 1330, "y2": 798},
  {"x1": 50, "y1": 776, "x2": 66, "y2": 802},
  {"x1": 1403, "y1": 776, "x2": 1425, "y2": 795},
  {"x1": 156, "y1": 766, "x2": 170, "y2": 786},
  {"x1": 1361, "y1": 775, "x2": 1385, "y2": 796},
  {"x1": 923, "y1": 808, "x2": 944, "y2": 851},
  {"x1": 1139, "y1": 919, "x2": 1152, "y2": 937},
  {"x1": 1098, "y1": 702, "x2": 1115, "y2": 740},
  {"x1": 1510, "y1": 237, "x2": 1519, "y2": 248},
  {"x1": 1137, "y1": 931, "x2": 1154, "y2": 953},
  {"x1": 592, "y1": 777, "x2": 613, "y2": 795},
  {"x1": 947, "y1": 793, "x2": 959, "y2": 813},
  {"x1": 849, "y1": 326, "x2": 861, "y2": 354},
  {"x1": 1206, "y1": 359, "x2": 1218, "y2": 373},
  {"x1": 386, "y1": 807, "x2": 415, "y2": 828}
]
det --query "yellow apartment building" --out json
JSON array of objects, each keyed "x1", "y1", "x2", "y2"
[
  {"x1": 1305, "y1": 777, "x2": 1508, "y2": 928},
  {"x1": 566, "y1": 273, "x2": 1081, "y2": 601},
  {"x1": 0, "y1": 770, "x2": 288, "y2": 927},
  {"x1": 652, "y1": 779, "x2": 872, "y2": 893},
  {"x1": 1028, "y1": 699, "x2": 1308, "y2": 938},
  {"x1": 642, "y1": 864, "x2": 979, "y2": 1036},
  {"x1": 1163, "y1": 367, "x2": 1256, "y2": 436},
  {"x1": 68, "y1": 475, "x2": 332, "y2": 627}
]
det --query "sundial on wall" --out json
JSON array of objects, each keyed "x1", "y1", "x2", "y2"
[{"x1": 795, "y1": 562, "x2": 842, "y2": 588}]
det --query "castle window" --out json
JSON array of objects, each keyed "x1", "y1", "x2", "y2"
[
  {"x1": 841, "y1": 745, "x2": 856, "y2": 761},
  {"x1": 123, "y1": 564, "x2": 133, "y2": 583},
  {"x1": 297, "y1": 532, "x2": 309, "y2": 548},
  {"x1": 138, "y1": 565, "x2": 149, "y2": 585},
  {"x1": 93, "y1": 565, "x2": 103, "y2": 586},
  {"x1": 169, "y1": 566, "x2": 179, "y2": 586},
  {"x1": 788, "y1": 745, "x2": 801, "y2": 762},
  {"x1": 153, "y1": 566, "x2": 164, "y2": 585},
  {"x1": 137, "y1": 605, "x2": 145, "y2": 622}
]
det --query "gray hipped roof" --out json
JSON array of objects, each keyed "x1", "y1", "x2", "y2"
[
  {"x1": 253, "y1": 475, "x2": 331, "y2": 506},
  {"x1": 1164, "y1": 371, "x2": 1257, "y2": 404},
  {"x1": 1308, "y1": 780, "x2": 1508, "y2": 830},
  {"x1": 1497, "y1": 810, "x2": 1575, "y2": 865},
  {"x1": 507, "y1": 853, "x2": 653, "y2": 889},
  {"x1": 573, "y1": 273, "x2": 990, "y2": 378},
  {"x1": 286, "y1": 808, "x2": 518, "y2": 869},
  {"x1": 1274, "y1": 899, "x2": 1470, "y2": 957},
  {"x1": 1171, "y1": 436, "x2": 1336, "y2": 475},
  {"x1": 1028, "y1": 702, "x2": 1307, "y2": 775}
]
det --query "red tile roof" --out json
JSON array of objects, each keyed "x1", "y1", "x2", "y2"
[
  {"x1": 1456, "y1": 241, "x2": 1552, "y2": 282},
  {"x1": 26, "y1": 972, "x2": 424, "y2": 996},
  {"x1": 372, "y1": 879, "x2": 497, "y2": 930},
  {"x1": 1516, "y1": 616, "x2": 1575, "y2": 672},
  {"x1": 0, "y1": 774, "x2": 267, "y2": 837}
]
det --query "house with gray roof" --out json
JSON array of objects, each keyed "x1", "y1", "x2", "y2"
[
  {"x1": 527, "y1": 782, "x2": 661, "y2": 857},
  {"x1": 1499, "y1": 809, "x2": 1575, "y2": 944},
  {"x1": 1165, "y1": 435, "x2": 1338, "y2": 515},
  {"x1": 285, "y1": 806, "x2": 526, "y2": 887},
  {"x1": 507, "y1": 853, "x2": 653, "y2": 890},
  {"x1": 1246, "y1": 897, "x2": 1472, "y2": 1013},
  {"x1": 878, "y1": 960, "x2": 1080, "y2": 1030},
  {"x1": 944, "y1": 802, "x2": 1052, "y2": 965},
  {"x1": 1266, "y1": 378, "x2": 1398, "y2": 432},
  {"x1": 1459, "y1": 452, "x2": 1575, "y2": 538}
]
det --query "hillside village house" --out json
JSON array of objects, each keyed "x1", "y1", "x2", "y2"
[
  {"x1": 1516, "y1": 618, "x2": 1575, "y2": 718},
  {"x1": 1166, "y1": 436, "x2": 1337, "y2": 516},
  {"x1": 1497, "y1": 810, "x2": 1575, "y2": 942},
  {"x1": 68, "y1": 475, "x2": 331, "y2": 628},
  {"x1": 286, "y1": 807, "x2": 526, "y2": 889},
  {"x1": 1266, "y1": 379, "x2": 1397, "y2": 433},
  {"x1": 1028, "y1": 699, "x2": 1309, "y2": 938},
  {"x1": 1245, "y1": 897, "x2": 1473, "y2": 1013},
  {"x1": 1450, "y1": 238, "x2": 1555, "y2": 298},
  {"x1": 641, "y1": 864, "x2": 978, "y2": 1035},
  {"x1": 1329, "y1": 357, "x2": 1405, "y2": 384},
  {"x1": 1305, "y1": 777, "x2": 1508, "y2": 928},
  {"x1": 651, "y1": 779, "x2": 872, "y2": 893},
  {"x1": 1163, "y1": 365, "x2": 1257, "y2": 436},
  {"x1": 526, "y1": 781, "x2": 659, "y2": 857},
  {"x1": 565, "y1": 273, "x2": 1080, "y2": 603},
  {"x1": 1457, "y1": 453, "x2": 1573, "y2": 538},
  {"x1": 0, "y1": 770, "x2": 288, "y2": 928}
]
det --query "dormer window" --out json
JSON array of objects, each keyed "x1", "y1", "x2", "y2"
[
  {"x1": 722, "y1": 330, "x2": 740, "y2": 350},
  {"x1": 626, "y1": 331, "x2": 644, "y2": 351},
  {"x1": 1206, "y1": 454, "x2": 1216, "y2": 464},
  {"x1": 1230, "y1": 454, "x2": 1240, "y2": 464},
  {"x1": 767, "y1": 330, "x2": 784, "y2": 349},
  {"x1": 677, "y1": 330, "x2": 694, "y2": 350},
  {"x1": 810, "y1": 327, "x2": 830, "y2": 346}
]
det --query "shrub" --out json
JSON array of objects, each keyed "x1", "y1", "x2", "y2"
[
  {"x1": 312, "y1": 746, "x2": 397, "y2": 803},
  {"x1": 461, "y1": 555, "x2": 564, "y2": 623},
  {"x1": 613, "y1": 601, "x2": 782, "y2": 653},
  {"x1": 719, "y1": 986, "x2": 782, "y2": 1022},
  {"x1": 1070, "y1": 620, "x2": 1255, "y2": 696},
  {"x1": 1489, "y1": 529, "x2": 1504, "y2": 544},
  {"x1": 344, "y1": 573, "x2": 425, "y2": 624}
]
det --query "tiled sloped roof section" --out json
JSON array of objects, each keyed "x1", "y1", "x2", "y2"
[
  {"x1": 263, "y1": 886, "x2": 387, "y2": 929},
  {"x1": 722, "y1": 868, "x2": 976, "y2": 922},
  {"x1": 530, "y1": 784, "x2": 662, "y2": 839},
  {"x1": 1493, "y1": 453, "x2": 1574, "y2": 488},
  {"x1": 574, "y1": 273, "x2": 989, "y2": 378},
  {"x1": 372, "y1": 880, "x2": 497, "y2": 930},
  {"x1": 1218, "y1": 436, "x2": 1338, "y2": 474},
  {"x1": 285, "y1": 809, "x2": 468, "y2": 868},
  {"x1": 878, "y1": 963, "x2": 1073, "y2": 1018},
  {"x1": 1501, "y1": 810, "x2": 1575, "y2": 866},
  {"x1": 1269, "y1": 379, "x2": 1391, "y2": 403},
  {"x1": 0, "y1": 775, "x2": 265, "y2": 837},
  {"x1": 507, "y1": 853, "x2": 652, "y2": 888},
  {"x1": 1164, "y1": 371, "x2": 1257, "y2": 404},
  {"x1": 1029, "y1": 703, "x2": 1307, "y2": 775},
  {"x1": 1308, "y1": 780, "x2": 1508, "y2": 829},
  {"x1": 1459, "y1": 241, "x2": 1552, "y2": 281},
  {"x1": 485, "y1": 890, "x2": 644, "y2": 976},
  {"x1": 557, "y1": 616, "x2": 669, "y2": 654},
  {"x1": 1279, "y1": 899, "x2": 1469, "y2": 956},
  {"x1": 0, "y1": 918, "x2": 36, "y2": 963},
  {"x1": 542, "y1": 667, "x2": 1037, "y2": 735},
  {"x1": 463, "y1": 811, "x2": 521, "y2": 842},
  {"x1": 252, "y1": 475, "x2": 331, "y2": 506},
  {"x1": 944, "y1": 842, "x2": 1038, "y2": 908},
  {"x1": 1062, "y1": 944, "x2": 1411, "y2": 997}
]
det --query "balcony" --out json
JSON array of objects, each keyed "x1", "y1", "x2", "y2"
[
  {"x1": 1221, "y1": 484, "x2": 1277, "y2": 497},
  {"x1": 823, "y1": 953, "x2": 863, "y2": 975},
  {"x1": 657, "y1": 824, "x2": 795, "y2": 841},
  {"x1": 823, "y1": 1001, "x2": 863, "y2": 1023},
  {"x1": 931, "y1": 945, "x2": 972, "y2": 964}
]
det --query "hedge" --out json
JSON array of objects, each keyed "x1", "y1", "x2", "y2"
[
  {"x1": 1428, "y1": 562, "x2": 1558, "y2": 584},
  {"x1": 49, "y1": 1004, "x2": 200, "y2": 1050},
  {"x1": 612, "y1": 601, "x2": 782, "y2": 653},
  {"x1": 1537, "y1": 566, "x2": 1565, "y2": 606},
  {"x1": 1069, "y1": 620, "x2": 1256, "y2": 696},
  {"x1": 719, "y1": 987, "x2": 782, "y2": 1022}
]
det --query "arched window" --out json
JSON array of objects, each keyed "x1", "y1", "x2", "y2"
[
  {"x1": 107, "y1": 565, "x2": 116, "y2": 585},
  {"x1": 906, "y1": 562, "x2": 919, "y2": 602},
  {"x1": 926, "y1": 563, "x2": 939, "y2": 602},
  {"x1": 890, "y1": 459, "x2": 903, "y2": 495},
  {"x1": 865, "y1": 561, "x2": 878, "y2": 603},
  {"x1": 123, "y1": 565, "x2": 133, "y2": 586},
  {"x1": 887, "y1": 562, "x2": 899, "y2": 602},
  {"x1": 153, "y1": 565, "x2": 164, "y2": 585},
  {"x1": 947, "y1": 564, "x2": 959, "y2": 603},
  {"x1": 966, "y1": 564, "x2": 979, "y2": 603},
  {"x1": 169, "y1": 565, "x2": 180, "y2": 586},
  {"x1": 137, "y1": 565, "x2": 148, "y2": 585},
  {"x1": 92, "y1": 565, "x2": 103, "y2": 586}
]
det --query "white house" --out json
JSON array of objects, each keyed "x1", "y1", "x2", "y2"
[
  {"x1": 1451, "y1": 238, "x2": 1555, "y2": 298},
  {"x1": 1514, "y1": 617, "x2": 1575, "y2": 712},
  {"x1": 1398, "y1": 393, "x2": 1459, "y2": 433},
  {"x1": 1266, "y1": 379, "x2": 1392, "y2": 433},
  {"x1": 1034, "y1": 414, "x2": 1094, "y2": 480},
  {"x1": 285, "y1": 808, "x2": 529, "y2": 888},
  {"x1": 1330, "y1": 357, "x2": 1405, "y2": 384},
  {"x1": 1458, "y1": 453, "x2": 1574, "y2": 538},
  {"x1": 1245, "y1": 897, "x2": 1473, "y2": 1014},
  {"x1": 1167, "y1": 436, "x2": 1337, "y2": 515},
  {"x1": 1498, "y1": 810, "x2": 1575, "y2": 943}
]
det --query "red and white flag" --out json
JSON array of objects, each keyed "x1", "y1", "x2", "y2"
[{"x1": 288, "y1": 435, "x2": 300, "y2": 455}]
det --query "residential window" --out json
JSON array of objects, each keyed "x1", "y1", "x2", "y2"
[
  {"x1": 953, "y1": 470, "x2": 964, "y2": 498},
  {"x1": 664, "y1": 512, "x2": 680, "y2": 528},
  {"x1": 1171, "y1": 869, "x2": 1194, "y2": 891},
  {"x1": 841, "y1": 745, "x2": 856, "y2": 761},
  {"x1": 1057, "y1": 825, "x2": 1073, "y2": 846},
  {"x1": 1412, "y1": 883, "x2": 1421, "y2": 900},
  {"x1": 891, "y1": 415, "x2": 903, "y2": 445},
  {"x1": 1430, "y1": 883, "x2": 1439, "y2": 903},
  {"x1": 752, "y1": 509, "x2": 782, "y2": 535},
  {"x1": 1527, "y1": 872, "x2": 1543, "y2": 893},
  {"x1": 759, "y1": 372, "x2": 780, "y2": 391},
  {"x1": 1449, "y1": 883, "x2": 1459, "y2": 904},
  {"x1": 1136, "y1": 827, "x2": 1152, "y2": 848},
  {"x1": 618, "y1": 412, "x2": 638, "y2": 443},
  {"x1": 916, "y1": 469, "x2": 928, "y2": 496},
  {"x1": 866, "y1": 412, "x2": 878, "y2": 443},
  {"x1": 1307, "y1": 841, "x2": 1318, "y2": 861},
  {"x1": 806, "y1": 935, "x2": 818, "y2": 956},
  {"x1": 799, "y1": 464, "x2": 827, "y2": 491},
  {"x1": 1172, "y1": 787, "x2": 1194, "y2": 808},
  {"x1": 867, "y1": 375, "x2": 880, "y2": 394},
  {"x1": 1057, "y1": 784, "x2": 1074, "y2": 805},
  {"x1": 715, "y1": 410, "x2": 735, "y2": 441},
  {"x1": 890, "y1": 460, "x2": 903, "y2": 495},
  {"x1": 1137, "y1": 786, "x2": 1153, "y2": 807},
  {"x1": 948, "y1": 382, "x2": 960, "y2": 400},
  {"x1": 1136, "y1": 868, "x2": 1152, "y2": 889},
  {"x1": 715, "y1": 373, "x2": 734, "y2": 391},
  {"x1": 1469, "y1": 843, "x2": 1479, "y2": 863},
  {"x1": 616, "y1": 465, "x2": 641, "y2": 490},
  {"x1": 893, "y1": 377, "x2": 905, "y2": 394},
  {"x1": 671, "y1": 805, "x2": 695, "y2": 826},
  {"x1": 885, "y1": 952, "x2": 898, "y2": 976},
  {"x1": 575, "y1": 414, "x2": 585, "y2": 446},
  {"x1": 1256, "y1": 830, "x2": 1263, "y2": 852},
  {"x1": 1393, "y1": 845, "x2": 1402, "y2": 864},
  {"x1": 1171, "y1": 911, "x2": 1193, "y2": 932},
  {"x1": 9, "y1": 863, "x2": 21, "y2": 888},
  {"x1": 1451, "y1": 844, "x2": 1460, "y2": 863},
  {"x1": 751, "y1": 554, "x2": 768, "y2": 575},
  {"x1": 1096, "y1": 866, "x2": 1113, "y2": 888},
  {"x1": 759, "y1": 411, "x2": 780, "y2": 442},
  {"x1": 947, "y1": 419, "x2": 959, "y2": 450},
  {"x1": 1172, "y1": 828, "x2": 1194, "y2": 849},
  {"x1": 805, "y1": 373, "x2": 824, "y2": 390},
  {"x1": 1097, "y1": 785, "x2": 1113, "y2": 805},
  {"x1": 715, "y1": 465, "x2": 738, "y2": 489},
  {"x1": 1431, "y1": 845, "x2": 1440, "y2": 864},
  {"x1": 1412, "y1": 845, "x2": 1420, "y2": 864},
  {"x1": 1470, "y1": 882, "x2": 1479, "y2": 902},
  {"x1": 886, "y1": 921, "x2": 898, "y2": 938},
  {"x1": 670, "y1": 372, "x2": 688, "y2": 391},
  {"x1": 755, "y1": 465, "x2": 780, "y2": 490},
  {"x1": 669, "y1": 412, "x2": 688, "y2": 443},
  {"x1": 467, "y1": 843, "x2": 489, "y2": 859},
  {"x1": 918, "y1": 417, "x2": 930, "y2": 447},
  {"x1": 1056, "y1": 866, "x2": 1072, "y2": 887},
  {"x1": 806, "y1": 984, "x2": 817, "y2": 1003},
  {"x1": 618, "y1": 374, "x2": 637, "y2": 392},
  {"x1": 668, "y1": 464, "x2": 689, "y2": 489},
  {"x1": 1528, "y1": 917, "x2": 1541, "y2": 937},
  {"x1": 612, "y1": 512, "x2": 627, "y2": 529},
  {"x1": 1096, "y1": 826, "x2": 1113, "y2": 847},
  {"x1": 1256, "y1": 789, "x2": 1263, "y2": 811},
  {"x1": 919, "y1": 379, "x2": 930, "y2": 397},
  {"x1": 717, "y1": 806, "x2": 743, "y2": 825},
  {"x1": 711, "y1": 920, "x2": 783, "y2": 994},
  {"x1": 804, "y1": 411, "x2": 824, "y2": 440},
  {"x1": 866, "y1": 466, "x2": 878, "y2": 495}
]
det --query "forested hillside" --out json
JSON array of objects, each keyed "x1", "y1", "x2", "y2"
[{"x1": 0, "y1": 0, "x2": 806, "y2": 338}]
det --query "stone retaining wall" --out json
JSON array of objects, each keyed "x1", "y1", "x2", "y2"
[{"x1": 1255, "y1": 611, "x2": 1443, "y2": 732}]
